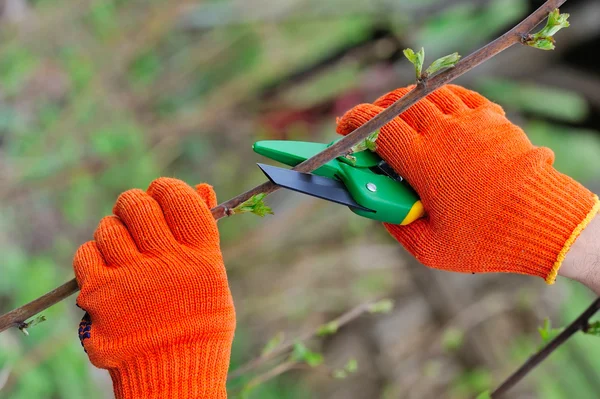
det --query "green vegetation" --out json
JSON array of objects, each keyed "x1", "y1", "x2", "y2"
[{"x1": 1, "y1": 1, "x2": 599, "y2": 398}]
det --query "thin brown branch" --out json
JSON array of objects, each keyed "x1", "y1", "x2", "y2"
[
  {"x1": 237, "y1": 360, "x2": 299, "y2": 393},
  {"x1": 227, "y1": 299, "x2": 379, "y2": 380},
  {"x1": 491, "y1": 297, "x2": 600, "y2": 398},
  {"x1": 0, "y1": 280, "x2": 78, "y2": 333},
  {"x1": 0, "y1": 0, "x2": 566, "y2": 333}
]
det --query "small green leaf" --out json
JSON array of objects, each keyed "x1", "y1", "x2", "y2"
[
  {"x1": 291, "y1": 341, "x2": 308, "y2": 361},
  {"x1": 332, "y1": 359, "x2": 358, "y2": 379},
  {"x1": 28, "y1": 315, "x2": 47, "y2": 327},
  {"x1": 261, "y1": 332, "x2": 285, "y2": 357},
  {"x1": 442, "y1": 327, "x2": 464, "y2": 352},
  {"x1": 350, "y1": 130, "x2": 380, "y2": 154},
  {"x1": 18, "y1": 315, "x2": 47, "y2": 336},
  {"x1": 585, "y1": 321, "x2": 600, "y2": 337},
  {"x1": 304, "y1": 351, "x2": 324, "y2": 367},
  {"x1": 476, "y1": 390, "x2": 492, "y2": 399},
  {"x1": 527, "y1": 37, "x2": 556, "y2": 51},
  {"x1": 403, "y1": 47, "x2": 425, "y2": 80},
  {"x1": 333, "y1": 369, "x2": 347, "y2": 379},
  {"x1": 368, "y1": 299, "x2": 394, "y2": 314},
  {"x1": 524, "y1": 9, "x2": 569, "y2": 50},
  {"x1": 425, "y1": 52, "x2": 461, "y2": 77},
  {"x1": 537, "y1": 318, "x2": 563, "y2": 344},
  {"x1": 331, "y1": 358, "x2": 358, "y2": 379},
  {"x1": 540, "y1": 8, "x2": 570, "y2": 37},
  {"x1": 317, "y1": 321, "x2": 339, "y2": 337},
  {"x1": 290, "y1": 342, "x2": 323, "y2": 367},
  {"x1": 232, "y1": 193, "x2": 274, "y2": 217},
  {"x1": 344, "y1": 358, "x2": 358, "y2": 373}
]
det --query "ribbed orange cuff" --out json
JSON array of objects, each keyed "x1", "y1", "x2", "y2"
[
  {"x1": 108, "y1": 340, "x2": 231, "y2": 399},
  {"x1": 500, "y1": 164, "x2": 599, "y2": 282}
]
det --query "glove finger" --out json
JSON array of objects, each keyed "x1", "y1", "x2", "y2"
[
  {"x1": 446, "y1": 85, "x2": 504, "y2": 115},
  {"x1": 384, "y1": 218, "x2": 435, "y2": 264},
  {"x1": 94, "y1": 216, "x2": 143, "y2": 266},
  {"x1": 196, "y1": 183, "x2": 218, "y2": 209},
  {"x1": 73, "y1": 241, "x2": 106, "y2": 288},
  {"x1": 113, "y1": 188, "x2": 179, "y2": 253},
  {"x1": 336, "y1": 103, "x2": 419, "y2": 178},
  {"x1": 425, "y1": 85, "x2": 470, "y2": 115},
  {"x1": 373, "y1": 86, "x2": 446, "y2": 133},
  {"x1": 146, "y1": 178, "x2": 219, "y2": 249}
]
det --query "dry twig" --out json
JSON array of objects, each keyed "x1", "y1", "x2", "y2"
[{"x1": 491, "y1": 297, "x2": 600, "y2": 398}]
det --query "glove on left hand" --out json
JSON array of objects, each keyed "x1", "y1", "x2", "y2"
[{"x1": 74, "y1": 178, "x2": 235, "y2": 399}]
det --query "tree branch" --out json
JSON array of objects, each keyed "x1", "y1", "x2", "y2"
[
  {"x1": 491, "y1": 297, "x2": 600, "y2": 398},
  {"x1": 0, "y1": 0, "x2": 566, "y2": 333}
]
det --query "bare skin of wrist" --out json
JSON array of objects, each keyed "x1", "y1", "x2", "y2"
[{"x1": 559, "y1": 215, "x2": 600, "y2": 294}]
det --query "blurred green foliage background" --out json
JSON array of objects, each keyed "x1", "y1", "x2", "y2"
[{"x1": 1, "y1": 0, "x2": 599, "y2": 398}]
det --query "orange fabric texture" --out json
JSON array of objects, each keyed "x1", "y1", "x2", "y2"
[
  {"x1": 73, "y1": 178, "x2": 235, "y2": 399},
  {"x1": 336, "y1": 84, "x2": 599, "y2": 282}
]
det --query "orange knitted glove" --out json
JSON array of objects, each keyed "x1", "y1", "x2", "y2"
[
  {"x1": 337, "y1": 85, "x2": 600, "y2": 283},
  {"x1": 73, "y1": 178, "x2": 235, "y2": 399}
]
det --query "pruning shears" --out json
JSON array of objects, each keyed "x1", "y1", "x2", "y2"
[{"x1": 253, "y1": 138, "x2": 424, "y2": 225}]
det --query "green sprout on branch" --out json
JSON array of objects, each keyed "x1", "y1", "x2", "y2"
[
  {"x1": 425, "y1": 53, "x2": 461, "y2": 77},
  {"x1": 523, "y1": 8, "x2": 569, "y2": 50},
  {"x1": 231, "y1": 193, "x2": 273, "y2": 217},
  {"x1": 332, "y1": 358, "x2": 359, "y2": 379},
  {"x1": 368, "y1": 299, "x2": 394, "y2": 314},
  {"x1": 584, "y1": 321, "x2": 600, "y2": 337},
  {"x1": 537, "y1": 318, "x2": 563, "y2": 345},
  {"x1": 441, "y1": 327, "x2": 464, "y2": 353},
  {"x1": 290, "y1": 341, "x2": 323, "y2": 367},
  {"x1": 404, "y1": 47, "x2": 425, "y2": 80},
  {"x1": 351, "y1": 129, "x2": 379, "y2": 153},
  {"x1": 345, "y1": 130, "x2": 380, "y2": 165},
  {"x1": 404, "y1": 47, "x2": 461, "y2": 81},
  {"x1": 18, "y1": 315, "x2": 46, "y2": 336},
  {"x1": 317, "y1": 321, "x2": 339, "y2": 337}
]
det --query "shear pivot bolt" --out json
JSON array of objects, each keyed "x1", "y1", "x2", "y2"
[{"x1": 366, "y1": 183, "x2": 377, "y2": 192}]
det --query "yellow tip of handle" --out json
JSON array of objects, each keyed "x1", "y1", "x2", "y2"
[{"x1": 400, "y1": 200, "x2": 425, "y2": 225}]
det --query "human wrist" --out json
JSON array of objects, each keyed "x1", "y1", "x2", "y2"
[
  {"x1": 559, "y1": 214, "x2": 600, "y2": 293},
  {"x1": 109, "y1": 339, "x2": 231, "y2": 399}
]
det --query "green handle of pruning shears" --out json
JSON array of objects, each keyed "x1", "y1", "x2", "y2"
[{"x1": 253, "y1": 139, "x2": 424, "y2": 225}]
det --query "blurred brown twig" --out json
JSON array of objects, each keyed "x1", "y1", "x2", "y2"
[{"x1": 491, "y1": 297, "x2": 600, "y2": 398}]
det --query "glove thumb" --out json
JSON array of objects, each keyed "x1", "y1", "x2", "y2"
[{"x1": 195, "y1": 183, "x2": 218, "y2": 209}]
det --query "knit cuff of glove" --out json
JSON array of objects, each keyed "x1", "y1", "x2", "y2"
[
  {"x1": 108, "y1": 340, "x2": 231, "y2": 399},
  {"x1": 507, "y1": 165, "x2": 600, "y2": 284}
]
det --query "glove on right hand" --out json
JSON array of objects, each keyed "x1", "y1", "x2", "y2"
[{"x1": 336, "y1": 85, "x2": 599, "y2": 283}]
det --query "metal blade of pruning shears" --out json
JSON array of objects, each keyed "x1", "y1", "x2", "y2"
[{"x1": 257, "y1": 163, "x2": 374, "y2": 213}]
